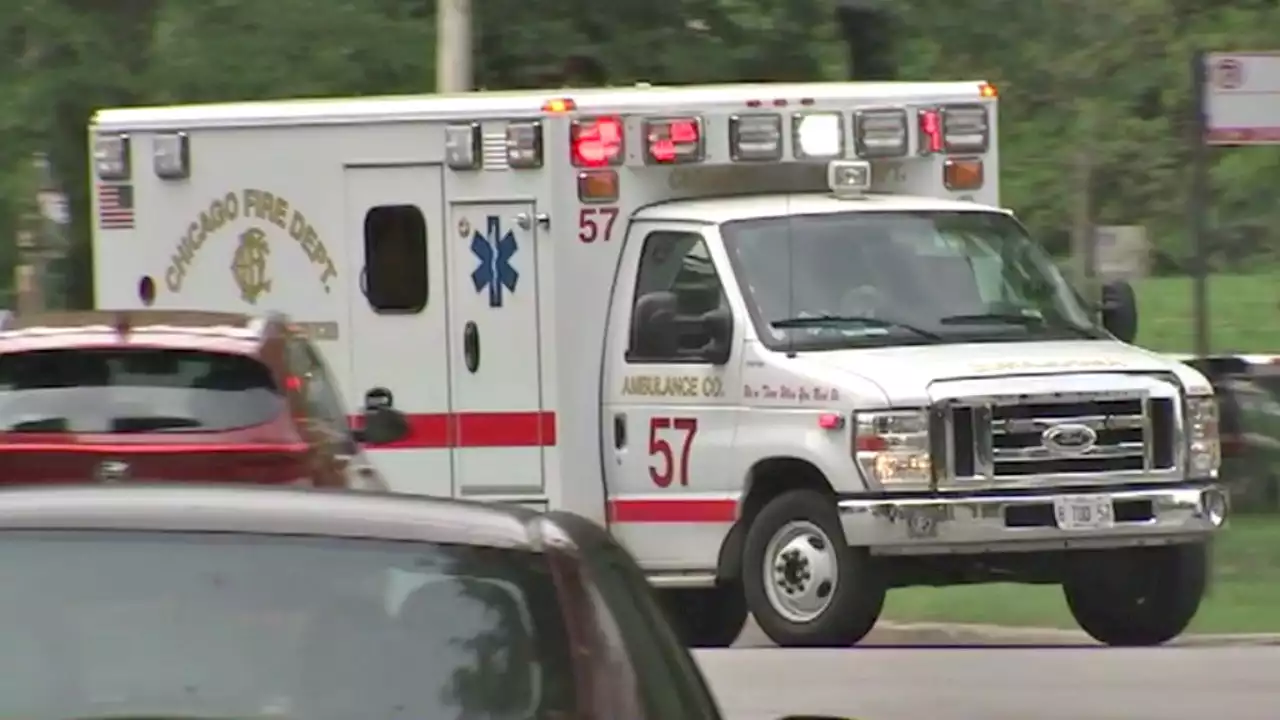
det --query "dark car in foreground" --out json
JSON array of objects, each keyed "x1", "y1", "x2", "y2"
[{"x1": 0, "y1": 484, "x2": 834, "y2": 720}]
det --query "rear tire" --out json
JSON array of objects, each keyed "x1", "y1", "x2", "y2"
[
  {"x1": 1062, "y1": 542, "x2": 1209, "y2": 647},
  {"x1": 742, "y1": 489, "x2": 885, "y2": 647},
  {"x1": 658, "y1": 583, "x2": 748, "y2": 648}
]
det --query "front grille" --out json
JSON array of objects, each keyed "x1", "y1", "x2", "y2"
[{"x1": 948, "y1": 396, "x2": 1178, "y2": 480}]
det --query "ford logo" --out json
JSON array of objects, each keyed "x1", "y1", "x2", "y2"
[{"x1": 1042, "y1": 424, "x2": 1098, "y2": 456}]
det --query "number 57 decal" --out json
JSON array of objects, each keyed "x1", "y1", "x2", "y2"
[
  {"x1": 578, "y1": 207, "x2": 619, "y2": 243},
  {"x1": 649, "y1": 416, "x2": 698, "y2": 487}
]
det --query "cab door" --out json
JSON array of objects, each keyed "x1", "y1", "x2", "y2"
[
  {"x1": 601, "y1": 223, "x2": 743, "y2": 573},
  {"x1": 344, "y1": 165, "x2": 452, "y2": 496},
  {"x1": 446, "y1": 201, "x2": 547, "y2": 501}
]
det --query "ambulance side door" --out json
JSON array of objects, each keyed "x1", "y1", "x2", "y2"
[
  {"x1": 602, "y1": 222, "x2": 742, "y2": 573},
  {"x1": 345, "y1": 165, "x2": 452, "y2": 496},
  {"x1": 446, "y1": 201, "x2": 547, "y2": 501}
]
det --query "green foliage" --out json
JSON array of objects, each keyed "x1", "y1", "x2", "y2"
[{"x1": 2, "y1": 0, "x2": 1280, "y2": 308}]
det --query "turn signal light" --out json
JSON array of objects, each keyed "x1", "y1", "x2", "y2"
[{"x1": 943, "y1": 158, "x2": 984, "y2": 191}]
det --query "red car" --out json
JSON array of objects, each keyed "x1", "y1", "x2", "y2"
[{"x1": 0, "y1": 310, "x2": 404, "y2": 486}]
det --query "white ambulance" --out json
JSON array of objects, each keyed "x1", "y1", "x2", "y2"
[{"x1": 90, "y1": 80, "x2": 1227, "y2": 648}]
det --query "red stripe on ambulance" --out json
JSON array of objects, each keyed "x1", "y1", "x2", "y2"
[
  {"x1": 608, "y1": 498, "x2": 737, "y2": 524},
  {"x1": 351, "y1": 411, "x2": 556, "y2": 448}
]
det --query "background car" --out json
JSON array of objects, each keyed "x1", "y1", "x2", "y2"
[
  {"x1": 0, "y1": 310, "x2": 401, "y2": 487},
  {"x1": 0, "y1": 484, "x2": 833, "y2": 720}
]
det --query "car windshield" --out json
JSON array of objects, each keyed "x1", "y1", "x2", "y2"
[
  {"x1": 721, "y1": 210, "x2": 1106, "y2": 350},
  {"x1": 0, "y1": 530, "x2": 574, "y2": 720},
  {"x1": 0, "y1": 348, "x2": 284, "y2": 432}
]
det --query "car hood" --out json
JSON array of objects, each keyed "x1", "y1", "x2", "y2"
[{"x1": 793, "y1": 340, "x2": 1211, "y2": 407}]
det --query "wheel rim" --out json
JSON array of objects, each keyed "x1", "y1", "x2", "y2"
[{"x1": 761, "y1": 519, "x2": 838, "y2": 624}]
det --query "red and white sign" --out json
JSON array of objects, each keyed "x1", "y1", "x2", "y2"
[{"x1": 1204, "y1": 52, "x2": 1280, "y2": 145}]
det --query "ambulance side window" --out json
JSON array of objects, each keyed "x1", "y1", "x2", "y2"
[
  {"x1": 628, "y1": 231, "x2": 728, "y2": 364},
  {"x1": 363, "y1": 205, "x2": 428, "y2": 313}
]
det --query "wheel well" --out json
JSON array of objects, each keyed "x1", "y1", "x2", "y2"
[{"x1": 715, "y1": 457, "x2": 833, "y2": 582}]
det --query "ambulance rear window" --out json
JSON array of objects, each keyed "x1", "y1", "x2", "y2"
[{"x1": 0, "y1": 348, "x2": 283, "y2": 433}]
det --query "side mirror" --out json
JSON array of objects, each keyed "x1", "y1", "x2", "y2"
[
  {"x1": 357, "y1": 386, "x2": 409, "y2": 445},
  {"x1": 359, "y1": 406, "x2": 410, "y2": 445},
  {"x1": 1100, "y1": 280, "x2": 1138, "y2": 344},
  {"x1": 701, "y1": 308, "x2": 733, "y2": 366}
]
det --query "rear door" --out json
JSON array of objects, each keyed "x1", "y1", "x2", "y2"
[
  {"x1": 446, "y1": 201, "x2": 548, "y2": 501},
  {"x1": 344, "y1": 165, "x2": 452, "y2": 496}
]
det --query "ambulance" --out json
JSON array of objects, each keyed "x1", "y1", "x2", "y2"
[{"x1": 90, "y1": 80, "x2": 1227, "y2": 648}]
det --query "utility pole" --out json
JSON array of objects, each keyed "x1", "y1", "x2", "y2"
[{"x1": 436, "y1": 0, "x2": 473, "y2": 93}]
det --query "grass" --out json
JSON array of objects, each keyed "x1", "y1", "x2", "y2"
[
  {"x1": 1133, "y1": 271, "x2": 1280, "y2": 353},
  {"x1": 881, "y1": 515, "x2": 1280, "y2": 634}
]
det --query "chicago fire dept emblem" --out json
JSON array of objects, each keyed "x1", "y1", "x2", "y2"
[{"x1": 231, "y1": 227, "x2": 272, "y2": 305}]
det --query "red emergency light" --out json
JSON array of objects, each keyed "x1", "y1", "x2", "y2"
[
  {"x1": 571, "y1": 116, "x2": 624, "y2": 168},
  {"x1": 643, "y1": 117, "x2": 704, "y2": 164},
  {"x1": 917, "y1": 109, "x2": 943, "y2": 155}
]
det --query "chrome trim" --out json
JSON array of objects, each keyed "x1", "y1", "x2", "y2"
[
  {"x1": 995, "y1": 442, "x2": 1143, "y2": 462},
  {"x1": 974, "y1": 404, "x2": 994, "y2": 480},
  {"x1": 991, "y1": 414, "x2": 1145, "y2": 433},
  {"x1": 838, "y1": 484, "x2": 1224, "y2": 555},
  {"x1": 1141, "y1": 396, "x2": 1155, "y2": 471},
  {"x1": 929, "y1": 373, "x2": 1185, "y2": 491}
]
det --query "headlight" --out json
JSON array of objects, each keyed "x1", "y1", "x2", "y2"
[
  {"x1": 1186, "y1": 395, "x2": 1221, "y2": 477},
  {"x1": 855, "y1": 409, "x2": 932, "y2": 486}
]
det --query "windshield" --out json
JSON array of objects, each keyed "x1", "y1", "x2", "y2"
[
  {"x1": 0, "y1": 348, "x2": 284, "y2": 433},
  {"x1": 0, "y1": 530, "x2": 573, "y2": 720},
  {"x1": 721, "y1": 210, "x2": 1105, "y2": 350}
]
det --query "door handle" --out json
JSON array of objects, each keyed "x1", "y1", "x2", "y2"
[
  {"x1": 613, "y1": 413, "x2": 627, "y2": 449},
  {"x1": 464, "y1": 321, "x2": 480, "y2": 373}
]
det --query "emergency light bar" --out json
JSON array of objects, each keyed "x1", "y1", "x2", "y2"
[
  {"x1": 571, "y1": 116, "x2": 624, "y2": 168},
  {"x1": 506, "y1": 121, "x2": 544, "y2": 168},
  {"x1": 854, "y1": 109, "x2": 907, "y2": 159},
  {"x1": 94, "y1": 134, "x2": 131, "y2": 181},
  {"x1": 153, "y1": 132, "x2": 190, "y2": 180},
  {"x1": 442, "y1": 87, "x2": 993, "y2": 170},
  {"x1": 643, "y1": 117, "x2": 704, "y2": 165},
  {"x1": 729, "y1": 114, "x2": 784, "y2": 162},
  {"x1": 793, "y1": 113, "x2": 844, "y2": 160},
  {"x1": 918, "y1": 105, "x2": 989, "y2": 156},
  {"x1": 940, "y1": 105, "x2": 989, "y2": 154},
  {"x1": 445, "y1": 123, "x2": 481, "y2": 170}
]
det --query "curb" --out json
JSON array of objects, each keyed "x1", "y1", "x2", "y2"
[{"x1": 873, "y1": 621, "x2": 1280, "y2": 647}]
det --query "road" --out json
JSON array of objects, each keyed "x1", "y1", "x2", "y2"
[{"x1": 698, "y1": 643, "x2": 1278, "y2": 720}]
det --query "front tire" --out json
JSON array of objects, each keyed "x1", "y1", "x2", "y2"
[
  {"x1": 1062, "y1": 542, "x2": 1209, "y2": 647},
  {"x1": 658, "y1": 583, "x2": 748, "y2": 648},
  {"x1": 742, "y1": 489, "x2": 885, "y2": 647}
]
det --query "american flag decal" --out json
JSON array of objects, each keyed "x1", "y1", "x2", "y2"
[{"x1": 98, "y1": 183, "x2": 135, "y2": 230}]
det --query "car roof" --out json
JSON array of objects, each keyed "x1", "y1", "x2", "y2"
[
  {"x1": 0, "y1": 485, "x2": 546, "y2": 550},
  {"x1": 0, "y1": 310, "x2": 271, "y2": 355}
]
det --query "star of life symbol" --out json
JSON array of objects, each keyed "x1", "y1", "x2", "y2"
[
  {"x1": 231, "y1": 227, "x2": 272, "y2": 305},
  {"x1": 470, "y1": 215, "x2": 518, "y2": 308}
]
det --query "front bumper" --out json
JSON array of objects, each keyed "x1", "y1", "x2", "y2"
[{"x1": 838, "y1": 483, "x2": 1227, "y2": 556}]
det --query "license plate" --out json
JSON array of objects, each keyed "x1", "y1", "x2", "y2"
[{"x1": 1052, "y1": 495, "x2": 1115, "y2": 530}]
